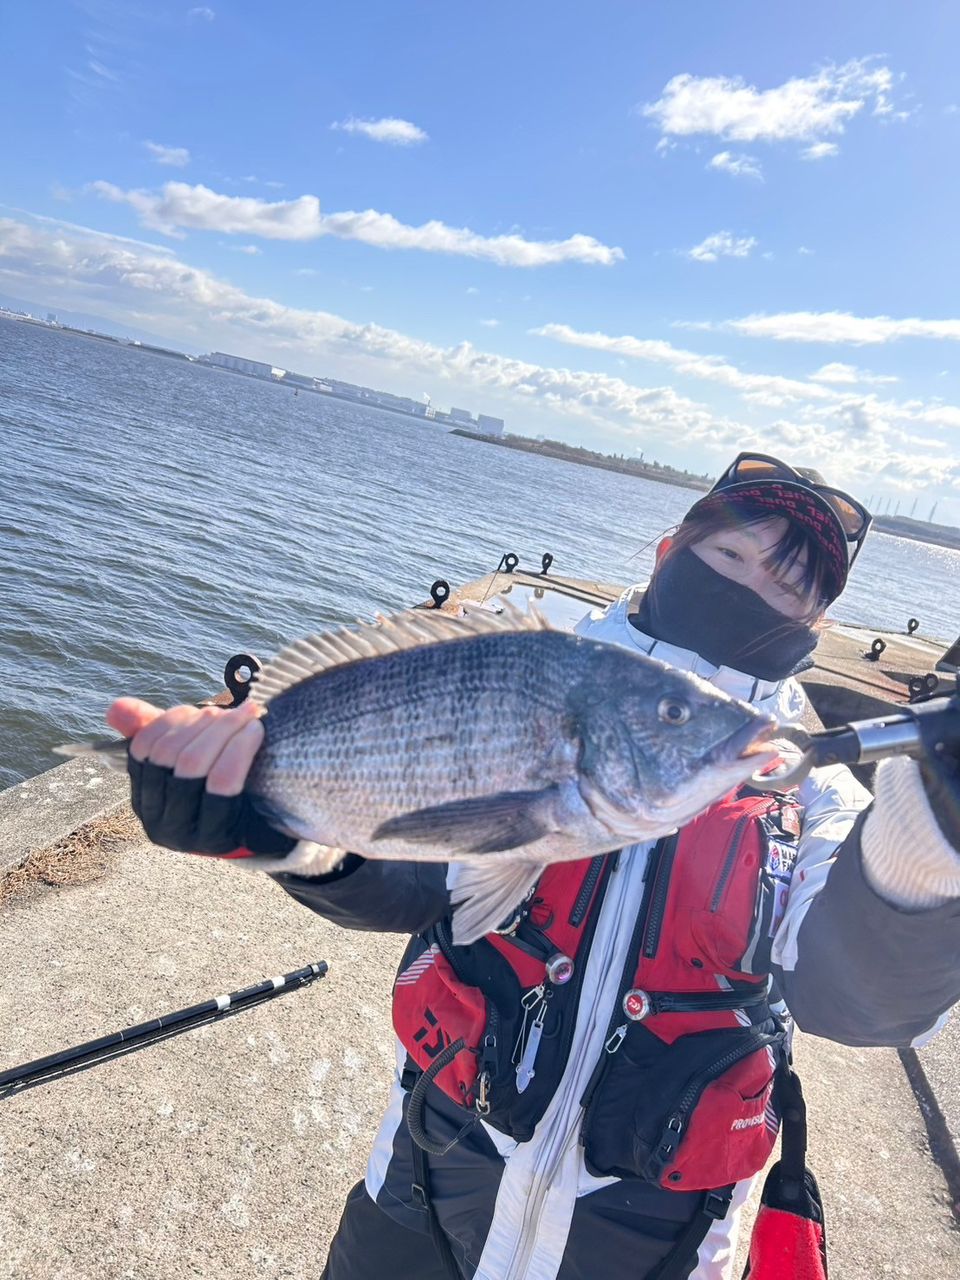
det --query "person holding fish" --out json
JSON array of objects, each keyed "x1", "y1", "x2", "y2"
[{"x1": 101, "y1": 453, "x2": 960, "y2": 1280}]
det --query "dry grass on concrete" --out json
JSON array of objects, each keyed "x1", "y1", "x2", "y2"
[{"x1": 0, "y1": 806, "x2": 140, "y2": 904}]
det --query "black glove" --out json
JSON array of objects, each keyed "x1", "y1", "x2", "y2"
[
  {"x1": 127, "y1": 755, "x2": 298, "y2": 857},
  {"x1": 920, "y1": 748, "x2": 960, "y2": 852}
]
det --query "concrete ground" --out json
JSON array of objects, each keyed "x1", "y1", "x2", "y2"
[{"x1": 1, "y1": 835, "x2": 958, "y2": 1280}]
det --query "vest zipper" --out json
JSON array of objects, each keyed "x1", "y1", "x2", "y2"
[
  {"x1": 709, "y1": 803, "x2": 767, "y2": 912},
  {"x1": 550, "y1": 857, "x2": 615, "y2": 1078},
  {"x1": 641, "y1": 834, "x2": 678, "y2": 958},
  {"x1": 433, "y1": 916, "x2": 464, "y2": 977},
  {"x1": 569, "y1": 856, "x2": 606, "y2": 926}
]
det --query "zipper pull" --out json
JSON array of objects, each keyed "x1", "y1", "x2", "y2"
[
  {"x1": 605, "y1": 1024, "x2": 628, "y2": 1054},
  {"x1": 515, "y1": 1000, "x2": 548, "y2": 1093}
]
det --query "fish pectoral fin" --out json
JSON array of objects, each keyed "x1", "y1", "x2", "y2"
[
  {"x1": 237, "y1": 840, "x2": 347, "y2": 876},
  {"x1": 450, "y1": 859, "x2": 543, "y2": 946},
  {"x1": 371, "y1": 790, "x2": 555, "y2": 855}
]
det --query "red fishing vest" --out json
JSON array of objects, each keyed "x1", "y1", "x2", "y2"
[{"x1": 393, "y1": 783, "x2": 802, "y2": 1189}]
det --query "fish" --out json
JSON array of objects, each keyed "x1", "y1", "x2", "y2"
[{"x1": 57, "y1": 605, "x2": 777, "y2": 945}]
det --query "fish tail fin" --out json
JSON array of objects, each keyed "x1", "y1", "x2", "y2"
[
  {"x1": 52, "y1": 738, "x2": 129, "y2": 772},
  {"x1": 450, "y1": 858, "x2": 542, "y2": 946}
]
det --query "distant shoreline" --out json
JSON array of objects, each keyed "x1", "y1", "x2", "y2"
[
  {"x1": 449, "y1": 429, "x2": 711, "y2": 493},
  {"x1": 6, "y1": 312, "x2": 958, "y2": 550},
  {"x1": 451, "y1": 430, "x2": 960, "y2": 551},
  {"x1": 870, "y1": 521, "x2": 960, "y2": 552}
]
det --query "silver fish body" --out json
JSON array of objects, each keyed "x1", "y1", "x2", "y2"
[{"x1": 244, "y1": 607, "x2": 776, "y2": 942}]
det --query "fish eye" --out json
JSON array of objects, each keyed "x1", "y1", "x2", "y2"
[{"x1": 657, "y1": 697, "x2": 691, "y2": 726}]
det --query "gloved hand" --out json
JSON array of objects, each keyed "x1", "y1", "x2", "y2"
[
  {"x1": 919, "y1": 749, "x2": 960, "y2": 852},
  {"x1": 105, "y1": 697, "x2": 297, "y2": 857}
]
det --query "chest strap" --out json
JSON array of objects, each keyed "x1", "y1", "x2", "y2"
[{"x1": 622, "y1": 986, "x2": 769, "y2": 1022}]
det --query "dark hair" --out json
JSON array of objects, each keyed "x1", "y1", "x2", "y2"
[{"x1": 659, "y1": 499, "x2": 833, "y2": 624}]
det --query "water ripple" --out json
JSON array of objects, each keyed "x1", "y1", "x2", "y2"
[{"x1": 1, "y1": 317, "x2": 957, "y2": 787}]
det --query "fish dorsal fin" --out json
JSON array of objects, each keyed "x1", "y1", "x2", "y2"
[{"x1": 251, "y1": 602, "x2": 550, "y2": 707}]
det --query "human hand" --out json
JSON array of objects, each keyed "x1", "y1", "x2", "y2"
[{"x1": 105, "y1": 697, "x2": 296, "y2": 857}]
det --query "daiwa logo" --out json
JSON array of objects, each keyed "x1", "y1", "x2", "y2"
[{"x1": 731, "y1": 1113, "x2": 765, "y2": 1131}]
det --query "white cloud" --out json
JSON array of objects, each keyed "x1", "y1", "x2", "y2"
[
  {"x1": 531, "y1": 321, "x2": 960, "y2": 494},
  {"x1": 708, "y1": 150, "x2": 763, "y2": 180},
  {"x1": 0, "y1": 208, "x2": 176, "y2": 255},
  {"x1": 479, "y1": 318, "x2": 499, "y2": 327},
  {"x1": 87, "y1": 59, "x2": 119, "y2": 83},
  {"x1": 2, "y1": 212, "x2": 955, "y2": 502},
  {"x1": 0, "y1": 214, "x2": 731, "y2": 448},
  {"x1": 810, "y1": 362, "x2": 898, "y2": 386},
  {"x1": 643, "y1": 58, "x2": 900, "y2": 151},
  {"x1": 144, "y1": 141, "x2": 191, "y2": 168},
  {"x1": 91, "y1": 180, "x2": 625, "y2": 268},
  {"x1": 331, "y1": 117, "x2": 428, "y2": 146},
  {"x1": 465, "y1": 286, "x2": 479, "y2": 295},
  {"x1": 239, "y1": 175, "x2": 284, "y2": 189},
  {"x1": 720, "y1": 310, "x2": 960, "y2": 345},
  {"x1": 230, "y1": 243, "x2": 261, "y2": 255},
  {"x1": 188, "y1": 7, "x2": 215, "y2": 20},
  {"x1": 687, "y1": 231, "x2": 757, "y2": 263},
  {"x1": 533, "y1": 321, "x2": 834, "y2": 407},
  {"x1": 801, "y1": 141, "x2": 839, "y2": 160},
  {"x1": 797, "y1": 246, "x2": 815, "y2": 255}
]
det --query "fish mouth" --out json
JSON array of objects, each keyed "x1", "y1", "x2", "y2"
[{"x1": 701, "y1": 715, "x2": 778, "y2": 771}]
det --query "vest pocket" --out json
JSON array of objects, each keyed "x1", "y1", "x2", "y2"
[
  {"x1": 393, "y1": 939, "x2": 504, "y2": 1111},
  {"x1": 581, "y1": 1025, "x2": 783, "y2": 1190}
]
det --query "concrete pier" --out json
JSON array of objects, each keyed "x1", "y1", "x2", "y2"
[
  {"x1": 1, "y1": 581, "x2": 957, "y2": 1278},
  {"x1": 0, "y1": 815, "x2": 957, "y2": 1279}
]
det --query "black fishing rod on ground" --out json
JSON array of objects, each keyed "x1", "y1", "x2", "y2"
[
  {"x1": 0, "y1": 961, "x2": 328, "y2": 1100},
  {"x1": 762, "y1": 691, "x2": 960, "y2": 787}
]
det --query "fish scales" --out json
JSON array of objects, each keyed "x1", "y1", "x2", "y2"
[
  {"x1": 247, "y1": 631, "x2": 584, "y2": 854},
  {"x1": 57, "y1": 605, "x2": 777, "y2": 943}
]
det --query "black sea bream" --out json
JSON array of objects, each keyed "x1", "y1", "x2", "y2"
[{"x1": 243, "y1": 606, "x2": 776, "y2": 943}]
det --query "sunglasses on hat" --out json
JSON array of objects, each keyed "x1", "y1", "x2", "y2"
[{"x1": 710, "y1": 453, "x2": 872, "y2": 549}]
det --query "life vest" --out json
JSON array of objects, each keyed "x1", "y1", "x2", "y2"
[{"x1": 393, "y1": 783, "x2": 802, "y2": 1190}]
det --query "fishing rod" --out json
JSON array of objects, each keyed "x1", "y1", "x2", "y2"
[
  {"x1": 764, "y1": 691, "x2": 960, "y2": 787},
  {"x1": 0, "y1": 960, "x2": 327, "y2": 1100}
]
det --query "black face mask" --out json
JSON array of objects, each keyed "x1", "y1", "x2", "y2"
[{"x1": 631, "y1": 546, "x2": 819, "y2": 681}]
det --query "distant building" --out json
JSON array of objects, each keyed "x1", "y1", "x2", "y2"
[
  {"x1": 449, "y1": 407, "x2": 475, "y2": 424},
  {"x1": 202, "y1": 351, "x2": 277, "y2": 379},
  {"x1": 477, "y1": 414, "x2": 505, "y2": 436},
  {"x1": 46, "y1": 312, "x2": 58, "y2": 324}
]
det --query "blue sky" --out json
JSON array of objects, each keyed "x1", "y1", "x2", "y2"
[{"x1": 2, "y1": 1, "x2": 959, "y2": 523}]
